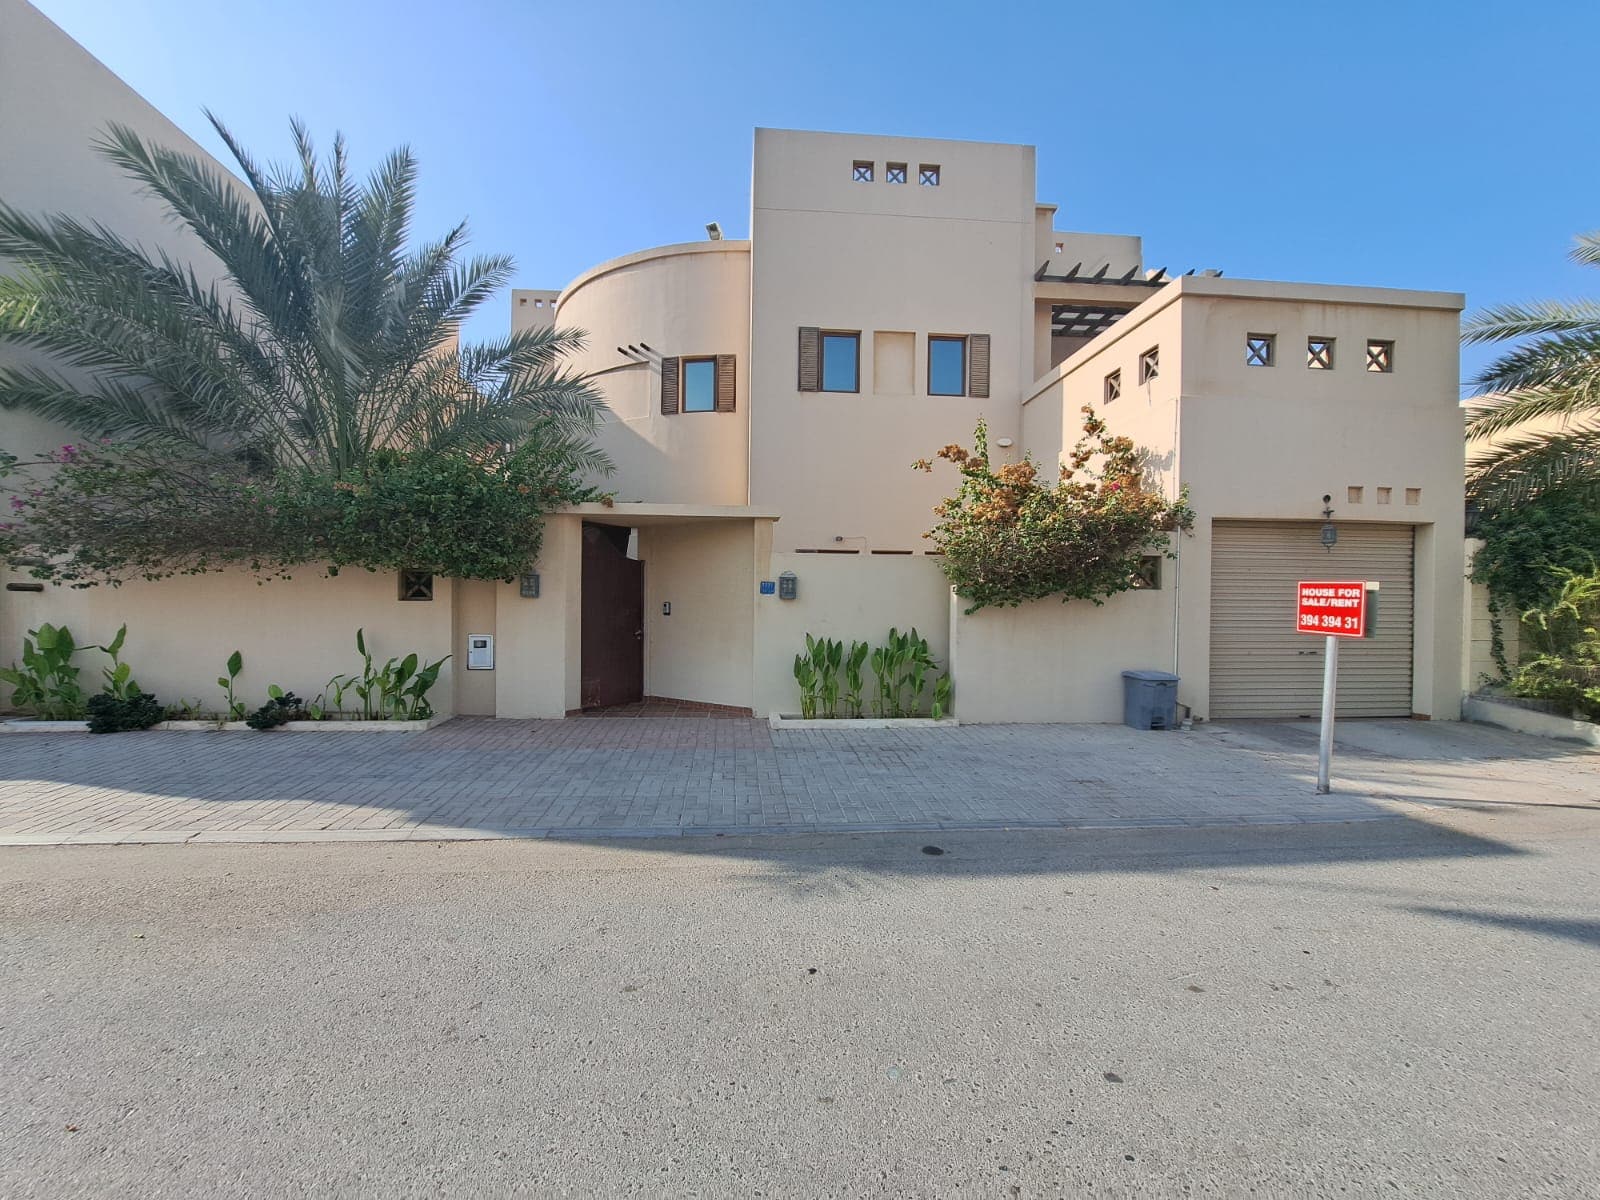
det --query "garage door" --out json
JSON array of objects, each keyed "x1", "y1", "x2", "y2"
[{"x1": 1210, "y1": 521, "x2": 1415, "y2": 718}]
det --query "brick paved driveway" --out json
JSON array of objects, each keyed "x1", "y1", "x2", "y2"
[{"x1": 0, "y1": 717, "x2": 1594, "y2": 845}]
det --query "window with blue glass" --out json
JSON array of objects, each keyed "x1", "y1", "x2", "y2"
[
  {"x1": 928, "y1": 336, "x2": 967, "y2": 396},
  {"x1": 821, "y1": 332, "x2": 859, "y2": 392},
  {"x1": 682, "y1": 358, "x2": 716, "y2": 412}
]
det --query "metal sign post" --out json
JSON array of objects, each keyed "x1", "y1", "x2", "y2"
[
  {"x1": 1317, "y1": 635, "x2": 1338, "y2": 793},
  {"x1": 1295, "y1": 581, "x2": 1373, "y2": 795}
]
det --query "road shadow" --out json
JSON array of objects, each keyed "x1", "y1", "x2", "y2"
[{"x1": 1405, "y1": 905, "x2": 1600, "y2": 951}]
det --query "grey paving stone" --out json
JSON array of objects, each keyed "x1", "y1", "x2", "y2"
[{"x1": 0, "y1": 716, "x2": 1595, "y2": 846}]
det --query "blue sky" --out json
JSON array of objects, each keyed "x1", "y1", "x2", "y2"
[{"x1": 30, "y1": 0, "x2": 1600, "y2": 387}]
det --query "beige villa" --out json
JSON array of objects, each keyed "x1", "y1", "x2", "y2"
[{"x1": 1, "y1": 1, "x2": 1467, "y2": 724}]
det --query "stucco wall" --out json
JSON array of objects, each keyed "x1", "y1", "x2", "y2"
[
  {"x1": 491, "y1": 514, "x2": 582, "y2": 719},
  {"x1": 452, "y1": 579, "x2": 498, "y2": 716},
  {"x1": 638, "y1": 521, "x2": 757, "y2": 708},
  {"x1": 748, "y1": 129, "x2": 1038, "y2": 553},
  {"x1": 0, "y1": 567, "x2": 456, "y2": 716},
  {"x1": 555, "y1": 243, "x2": 751, "y2": 507},
  {"x1": 753, "y1": 552, "x2": 950, "y2": 717},
  {"x1": 950, "y1": 587, "x2": 1176, "y2": 723}
]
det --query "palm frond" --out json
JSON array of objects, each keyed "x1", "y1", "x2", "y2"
[
  {"x1": 1467, "y1": 421, "x2": 1600, "y2": 509},
  {"x1": 2, "y1": 117, "x2": 603, "y2": 486},
  {"x1": 1570, "y1": 231, "x2": 1600, "y2": 268},
  {"x1": 1462, "y1": 299, "x2": 1600, "y2": 345}
]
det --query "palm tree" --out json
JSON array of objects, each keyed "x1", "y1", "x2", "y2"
[
  {"x1": 0, "y1": 114, "x2": 607, "y2": 476},
  {"x1": 1463, "y1": 231, "x2": 1600, "y2": 507}
]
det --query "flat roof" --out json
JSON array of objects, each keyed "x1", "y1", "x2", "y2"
[{"x1": 559, "y1": 502, "x2": 780, "y2": 528}]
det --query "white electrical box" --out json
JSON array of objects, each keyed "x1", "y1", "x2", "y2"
[{"x1": 466, "y1": 634, "x2": 494, "y2": 671}]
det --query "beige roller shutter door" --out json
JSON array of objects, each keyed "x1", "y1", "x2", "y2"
[{"x1": 1210, "y1": 521, "x2": 1415, "y2": 718}]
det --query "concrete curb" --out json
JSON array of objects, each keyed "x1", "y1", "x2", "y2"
[
  {"x1": 0, "y1": 810, "x2": 1402, "y2": 848},
  {"x1": 769, "y1": 714, "x2": 958, "y2": 730},
  {"x1": 1, "y1": 716, "x2": 449, "y2": 734},
  {"x1": 1464, "y1": 696, "x2": 1600, "y2": 748}
]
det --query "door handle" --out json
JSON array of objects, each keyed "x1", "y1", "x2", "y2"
[{"x1": 634, "y1": 629, "x2": 643, "y2": 640}]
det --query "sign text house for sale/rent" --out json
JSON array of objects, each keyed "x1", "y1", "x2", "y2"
[{"x1": 1295, "y1": 581, "x2": 1368, "y2": 638}]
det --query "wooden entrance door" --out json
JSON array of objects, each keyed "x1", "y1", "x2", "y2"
[{"x1": 580, "y1": 523, "x2": 643, "y2": 709}]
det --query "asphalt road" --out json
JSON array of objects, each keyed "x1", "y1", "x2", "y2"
[{"x1": 3, "y1": 804, "x2": 1598, "y2": 1198}]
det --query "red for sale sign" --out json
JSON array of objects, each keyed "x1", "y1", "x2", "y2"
[{"x1": 1296, "y1": 580, "x2": 1368, "y2": 638}]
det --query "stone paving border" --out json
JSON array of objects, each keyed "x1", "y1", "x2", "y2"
[{"x1": 0, "y1": 716, "x2": 1594, "y2": 848}]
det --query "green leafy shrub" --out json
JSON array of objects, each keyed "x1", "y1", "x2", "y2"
[
  {"x1": 349, "y1": 629, "x2": 448, "y2": 720},
  {"x1": 217, "y1": 650, "x2": 245, "y2": 721},
  {"x1": 794, "y1": 628, "x2": 952, "y2": 719},
  {"x1": 915, "y1": 411, "x2": 1192, "y2": 614},
  {"x1": 871, "y1": 627, "x2": 939, "y2": 717},
  {"x1": 86, "y1": 691, "x2": 163, "y2": 734},
  {"x1": 792, "y1": 635, "x2": 843, "y2": 720},
  {"x1": 792, "y1": 652, "x2": 818, "y2": 720},
  {"x1": 1510, "y1": 566, "x2": 1600, "y2": 720},
  {"x1": 1, "y1": 442, "x2": 605, "y2": 588},
  {"x1": 1471, "y1": 488, "x2": 1600, "y2": 676},
  {"x1": 843, "y1": 640, "x2": 870, "y2": 718},
  {"x1": 245, "y1": 686, "x2": 308, "y2": 731},
  {"x1": 0, "y1": 622, "x2": 86, "y2": 718},
  {"x1": 95, "y1": 624, "x2": 143, "y2": 699}
]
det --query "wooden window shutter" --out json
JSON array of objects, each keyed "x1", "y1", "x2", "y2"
[
  {"x1": 797, "y1": 327, "x2": 821, "y2": 391},
  {"x1": 968, "y1": 334, "x2": 991, "y2": 398},
  {"x1": 660, "y1": 356, "x2": 680, "y2": 415},
  {"x1": 715, "y1": 354, "x2": 736, "y2": 412}
]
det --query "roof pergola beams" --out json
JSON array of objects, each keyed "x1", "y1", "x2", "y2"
[
  {"x1": 1035, "y1": 262, "x2": 1171, "y2": 287},
  {"x1": 1049, "y1": 303, "x2": 1135, "y2": 338}
]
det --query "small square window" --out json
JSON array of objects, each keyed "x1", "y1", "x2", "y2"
[
  {"x1": 1307, "y1": 337, "x2": 1335, "y2": 369},
  {"x1": 399, "y1": 571, "x2": 434, "y2": 602},
  {"x1": 886, "y1": 162, "x2": 907, "y2": 184},
  {"x1": 1104, "y1": 369, "x2": 1122, "y2": 403},
  {"x1": 1139, "y1": 346, "x2": 1160, "y2": 384},
  {"x1": 1133, "y1": 556, "x2": 1162, "y2": 589},
  {"x1": 1245, "y1": 333, "x2": 1275, "y2": 367},
  {"x1": 821, "y1": 332, "x2": 860, "y2": 392},
  {"x1": 1377, "y1": 487, "x2": 1392, "y2": 505},
  {"x1": 1366, "y1": 339, "x2": 1394, "y2": 373},
  {"x1": 682, "y1": 358, "x2": 716, "y2": 412},
  {"x1": 928, "y1": 336, "x2": 967, "y2": 396},
  {"x1": 1347, "y1": 486, "x2": 1363, "y2": 504},
  {"x1": 1405, "y1": 487, "x2": 1421, "y2": 506},
  {"x1": 918, "y1": 164, "x2": 941, "y2": 187},
  {"x1": 852, "y1": 161, "x2": 874, "y2": 183}
]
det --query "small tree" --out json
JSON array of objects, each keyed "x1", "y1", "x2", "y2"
[
  {"x1": 0, "y1": 117, "x2": 610, "y2": 584},
  {"x1": 915, "y1": 408, "x2": 1192, "y2": 614}
]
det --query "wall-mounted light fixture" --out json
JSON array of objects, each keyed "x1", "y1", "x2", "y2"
[
  {"x1": 1320, "y1": 494, "x2": 1338, "y2": 551},
  {"x1": 706, "y1": 221, "x2": 723, "y2": 241}
]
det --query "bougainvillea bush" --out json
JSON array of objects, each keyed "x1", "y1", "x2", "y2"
[{"x1": 915, "y1": 407, "x2": 1192, "y2": 614}]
